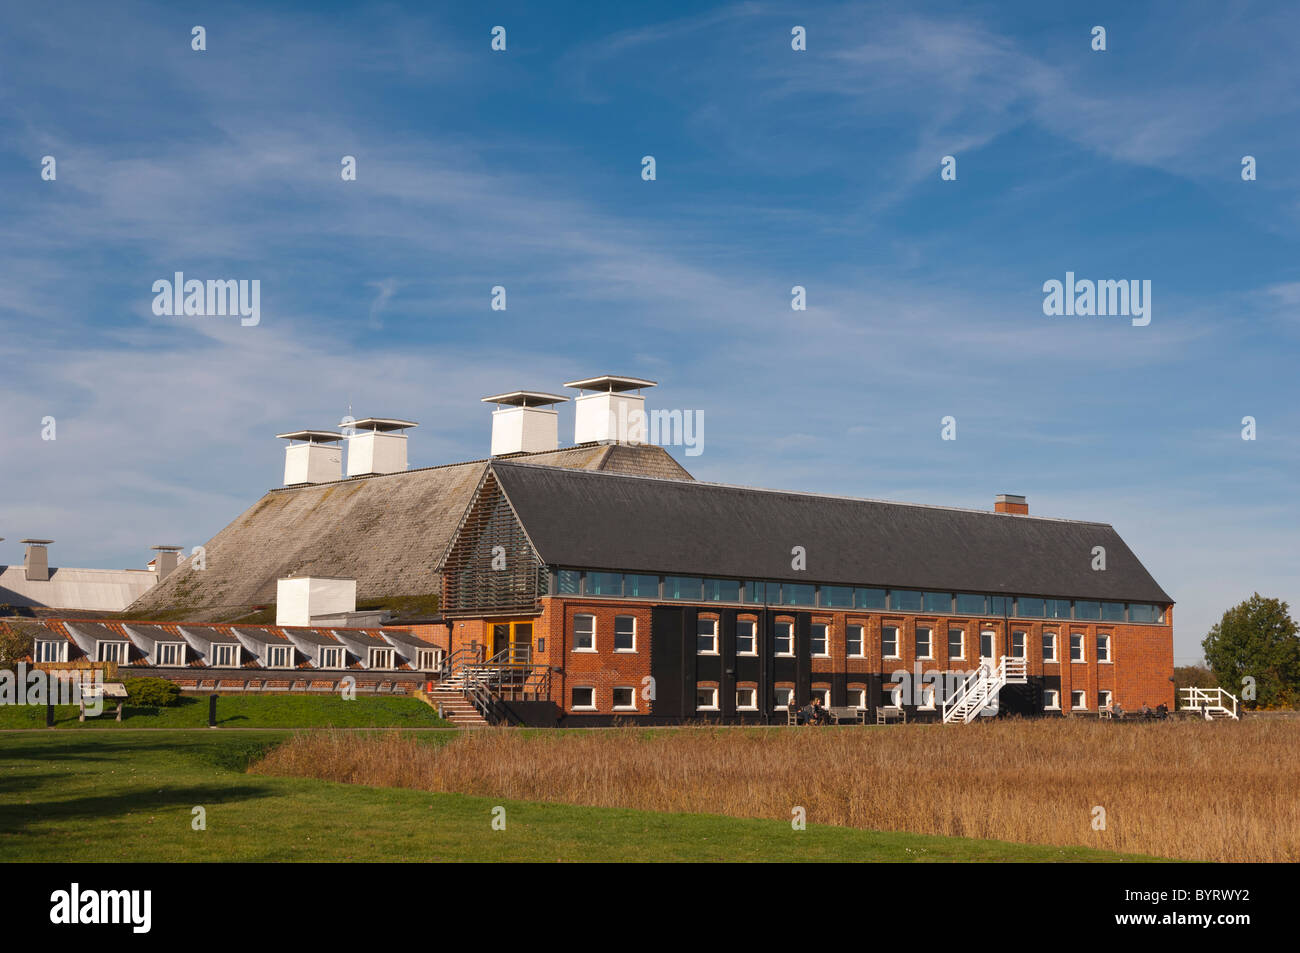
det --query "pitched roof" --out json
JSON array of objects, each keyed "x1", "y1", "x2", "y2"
[
  {"x1": 0, "y1": 566, "x2": 158, "y2": 611},
  {"x1": 490, "y1": 462, "x2": 1173, "y2": 604},
  {"x1": 126, "y1": 443, "x2": 692, "y2": 621}
]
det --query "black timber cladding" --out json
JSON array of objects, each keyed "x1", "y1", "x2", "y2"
[{"x1": 490, "y1": 461, "x2": 1171, "y2": 603}]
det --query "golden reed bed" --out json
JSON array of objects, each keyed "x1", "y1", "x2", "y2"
[{"x1": 252, "y1": 719, "x2": 1300, "y2": 861}]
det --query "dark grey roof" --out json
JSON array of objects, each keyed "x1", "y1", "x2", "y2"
[
  {"x1": 178, "y1": 625, "x2": 240, "y2": 644},
  {"x1": 65, "y1": 621, "x2": 127, "y2": 642},
  {"x1": 280, "y1": 627, "x2": 344, "y2": 646},
  {"x1": 491, "y1": 462, "x2": 1173, "y2": 604},
  {"x1": 124, "y1": 624, "x2": 185, "y2": 643},
  {"x1": 379, "y1": 628, "x2": 436, "y2": 647},
  {"x1": 231, "y1": 626, "x2": 291, "y2": 644},
  {"x1": 330, "y1": 628, "x2": 389, "y2": 646}
]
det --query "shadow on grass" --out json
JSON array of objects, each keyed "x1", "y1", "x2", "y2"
[{"x1": 0, "y1": 782, "x2": 278, "y2": 836}]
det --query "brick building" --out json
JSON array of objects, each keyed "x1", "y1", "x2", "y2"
[{"x1": 435, "y1": 461, "x2": 1175, "y2": 725}]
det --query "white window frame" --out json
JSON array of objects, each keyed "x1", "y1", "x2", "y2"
[
  {"x1": 1011, "y1": 630, "x2": 1027, "y2": 659},
  {"x1": 979, "y1": 629, "x2": 995, "y2": 660},
  {"x1": 881, "y1": 625, "x2": 900, "y2": 660},
  {"x1": 695, "y1": 686, "x2": 719, "y2": 711},
  {"x1": 573, "y1": 614, "x2": 596, "y2": 652},
  {"x1": 696, "y1": 617, "x2": 719, "y2": 655},
  {"x1": 1098, "y1": 690, "x2": 1113, "y2": 710},
  {"x1": 774, "y1": 621, "x2": 795, "y2": 657},
  {"x1": 415, "y1": 648, "x2": 440, "y2": 671},
  {"x1": 811, "y1": 688, "x2": 830, "y2": 707},
  {"x1": 1042, "y1": 632, "x2": 1057, "y2": 663},
  {"x1": 848, "y1": 687, "x2": 867, "y2": 709},
  {"x1": 1097, "y1": 633, "x2": 1112, "y2": 663},
  {"x1": 846, "y1": 624, "x2": 865, "y2": 658},
  {"x1": 1071, "y1": 689, "x2": 1088, "y2": 710},
  {"x1": 1070, "y1": 632, "x2": 1085, "y2": 663},
  {"x1": 571, "y1": 686, "x2": 596, "y2": 710},
  {"x1": 368, "y1": 647, "x2": 394, "y2": 670},
  {"x1": 612, "y1": 686, "x2": 637, "y2": 711},
  {"x1": 735, "y1": 619, "x2": 757, "y2": 656},
  {"x1": 267, "y1": 644, "x2": 293, "y2": 669},
  {"x1": 918, "y1": 684, "x2": 936, "y2": 710},
  {"x1": 775, "y1": 687, "x2": 795, "y2": 710},
  {"x1": 98, "y1": 641, "x2": 126, "y2": 663},
  {"x1": 736, "y1": 687, "x2": 758, "y2": 711},
  {"x1": 212, "y1": 643, "x2": 240, "y2": 668},
  {"x1": 1044, "y1": 689, "x2": 1060, "y2": 710},
  {"x1": 35, "y1": 640, "x2": 66, "y2": 663},
  {"x1": 319, "y1": 646, "x2": 345, "y2": 670},
  {"x1": 947, "y1": 628, "x2": 964, "y2": 660},
  {"x1": 888, "y1": 685, "x2": 904, "y2": 708},
  {"x1": 613, "y1": 615, "x2": 637, "y2": 653},
  {"x1": 915, "y1": 626, "x2": 933, "y2": 660},
  {"x1": 156, "y1": 642, "x2": 184, "y2": 667},
  {"x1": 810, "y1": 623, "x2": 830, "y2": 658}
]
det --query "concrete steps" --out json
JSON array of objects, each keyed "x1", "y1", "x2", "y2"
[{"x1": 423, "y1": 687, "x2": 491, "y2": 728}]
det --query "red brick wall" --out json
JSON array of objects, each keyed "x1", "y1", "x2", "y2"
[
  {"x1": 455, "y1": 599, "x2": 1174, "y2": 716},
  {"x1": 535, "y1": 599, "x2": 654, "y2": 714}
]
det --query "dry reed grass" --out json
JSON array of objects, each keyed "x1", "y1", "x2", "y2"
[{"x1": 251, "y1": 719, "x2": 1300, "y2": 861}]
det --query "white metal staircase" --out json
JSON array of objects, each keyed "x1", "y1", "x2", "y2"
[
  {"x1": 1180, "y1": 686, "x2": 1240, "y2": 720},
  {"x1": 942, "y1": 655, "x2": 1027, "y2": 724}
]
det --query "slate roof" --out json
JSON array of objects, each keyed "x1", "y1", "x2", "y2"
[
  {"x1": 32, "y1": 619, "x2": 437, "y2": 670},
  {"x1": 490, "y1": 462, "x2": 1173, "y2": 604},
  {"x1": 126, "y1": 443, "x2": 692, "y2": 622}
]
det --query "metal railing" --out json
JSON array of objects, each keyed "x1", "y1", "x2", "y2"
[{"x1": 433, "y1": 642, "x2": 550, "y2": 725}]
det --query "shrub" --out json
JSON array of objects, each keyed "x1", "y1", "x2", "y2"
[{"x1": 122, "y1": 676, "x2": 182, "y2": 707}]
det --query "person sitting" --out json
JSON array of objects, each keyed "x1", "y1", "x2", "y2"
[
  {"x1": 1112, "y1": 702, "x2": 1125, "y2": 720},
  {"x1": 807, "y1": 697, "x2": 829, "y2": 726}
]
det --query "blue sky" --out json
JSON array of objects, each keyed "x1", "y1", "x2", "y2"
[{"x1": 1, "y1": 1, "x2": 1297, "y2": 663}]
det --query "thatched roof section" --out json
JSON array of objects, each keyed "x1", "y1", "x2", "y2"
[{"x1": 127, "y1": 443, "x2": 691, "y2": 622}]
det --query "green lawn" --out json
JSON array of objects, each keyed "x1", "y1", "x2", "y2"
[
  {"x1": 0, "y1": 732, "x2": 1165, "y2": 862},
  {"x1": 0, "y1": 693, "x2": 450, "y2": 729}
]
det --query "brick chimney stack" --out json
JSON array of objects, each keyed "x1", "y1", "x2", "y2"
[{"x1": 994, "y1": 494, "x2": 1028, "y2": 515}]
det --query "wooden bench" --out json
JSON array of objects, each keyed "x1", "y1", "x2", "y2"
[
  {"x1": 876, "y1": 706, "x2": 907, "y2": 725},
  {"x1": 828, "y1": 706, "x2": 867, "y2": 725}
]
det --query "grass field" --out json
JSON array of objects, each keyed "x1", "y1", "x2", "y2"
[
  {"x1": 0, "y1": 728, "x2": 1159, "y2": 863},
  {"x1": 0, "y1": 693, "x2": 450, "y2": 729},
  {"x1": 254, "y1": 719, "x2": 1300, "y2": 862},
  {"x1": 0, "y1": 731, "x2": 1156, "y2": 862}
]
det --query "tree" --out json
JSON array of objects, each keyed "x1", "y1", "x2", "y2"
[
  {"x1": 0, "y1": 619, "x2": 39, "y2": 670},
  {"x1": 1202, "y1": 594, "x2": 1300, "y2": 709},
  {"x1": 1173, "y1": 665, "x2": 1217, "y2": 694}
]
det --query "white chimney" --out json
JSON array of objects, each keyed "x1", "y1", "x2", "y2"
[
  {"x1": 564, "y1": 375, "x2": 657, "y2": 445},
  {"x1": 276, "y1": 430, "x2": 343, "y2": 485},
  {"x1": 344, "y1": 418, "x2": 418, "y2": 477},
  {"x1": 481, "y1": 390, "x2": 569, "y2": 455},
  {"x1": 276, "y1": 576, "x2": 357, "y2": 627},
  {"x1": 22, "y1": 539, "x2": 52, "y2": 582}
]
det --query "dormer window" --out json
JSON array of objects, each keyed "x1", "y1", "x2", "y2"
[
  {"x1": 266, "y1": 645, "x2": 293, "y2": 669},
  {"x1": 319, "y1": 646, "x2": 344, "y2": 669},
  {"x1": 156, "y1": 643, "x2": 185, "y2": 667},
  {"x1": 98, "y1": 642, "x2": 126, "y2": 663},
  {"x1": 35, "y1": 640, "x2": 67, "y2": 663},
  {"x1": 212, "y1": 643, "x2": 241, "y2": 668},
  {"x1": 415, "y1": 648, "x2": 440, "y2": 671},
  {"x1": 368, "y1": 647, "x2": 394, "y2": 670}
]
